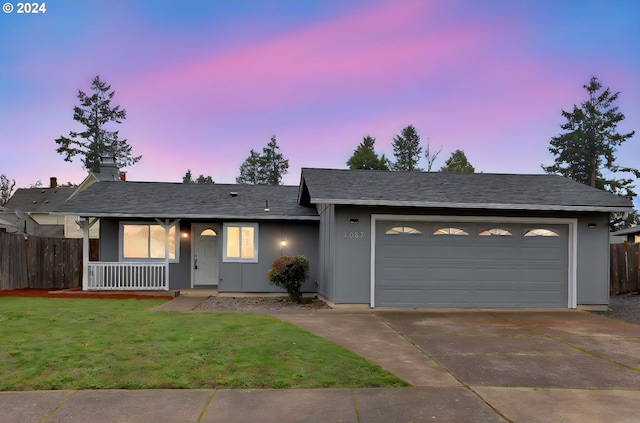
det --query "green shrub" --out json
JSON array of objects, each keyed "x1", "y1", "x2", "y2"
[{"x1": 267, "y1": 255, "x2": 310, "y2": 303}]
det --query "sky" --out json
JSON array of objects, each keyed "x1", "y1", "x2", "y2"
[{"x1": 1, "y1": 0, "x2": 639, "y2": 201}]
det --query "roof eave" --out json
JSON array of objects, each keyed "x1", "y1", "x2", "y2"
[
  {"x1": 309, "y1": 198, "x2": 633, "y2": 213},
  {"x1": 54, "y1": 212, "x2": 320, "y2": 221}
]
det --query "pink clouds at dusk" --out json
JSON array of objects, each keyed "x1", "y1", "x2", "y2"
[{"x1": 1, "y1": 0, "x2": 639, "y2": 207}]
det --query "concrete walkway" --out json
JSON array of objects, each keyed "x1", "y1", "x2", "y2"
[{"x1": 4, "y1": 296, "x2": 640, "y2": 423}]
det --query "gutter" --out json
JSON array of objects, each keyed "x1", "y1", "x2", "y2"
[{"x1": 309, "y1": 198, "x2": 634, "y2": 213}]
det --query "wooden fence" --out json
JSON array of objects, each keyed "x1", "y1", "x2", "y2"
[
  {"x1": 610, "y1": 242, "x2": 640, "y2": 294},
  {"x1": 0, "y1": 230, "x2": 98, "y2": 290}
]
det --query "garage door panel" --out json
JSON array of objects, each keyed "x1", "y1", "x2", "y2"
[
  {"x1": 428, "y1": 246, "x2": 473, "y2": 259},
  {"x1": 519, "y1": 269, "x2": 565, "y2": 282},
  {"x1": 473, "y1": 269, "x2": 522, "y2": 282},
  {"x1": 379, "y1": 289, "x2": 426, "y2": 307},
  {"x1": 375, "y1": 220, "x2": 569, "y2": 308},
  {"x1": 428, "y1": 291, "x2": 477, "y2": 307}
]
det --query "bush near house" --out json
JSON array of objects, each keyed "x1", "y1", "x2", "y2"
[{"x1": 267, "y1": 255, "x2": 309, "y2": 303}]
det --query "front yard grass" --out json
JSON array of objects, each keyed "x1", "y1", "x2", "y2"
[{"x1": 0, "y1": 297, "x2": 407, "y2": 390}]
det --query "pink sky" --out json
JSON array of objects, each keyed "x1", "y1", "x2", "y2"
[{"x1": 1, "y1": 0, "x2": 638, "y2": 208}]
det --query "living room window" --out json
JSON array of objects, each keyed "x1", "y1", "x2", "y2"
[
  {"x1": 223, "y1": 223, "x2": 258, "y2": 262},
  {"x1": 121, "y1": 223, "x2": 178, "y2": 261}
]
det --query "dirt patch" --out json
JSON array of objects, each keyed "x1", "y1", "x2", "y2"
[
  {"x1": 194, "y1": 295, "x2": 331, "y2": 312},
  {"x1": 0, "y1": 288, "x2": 173, "y2": 300}
]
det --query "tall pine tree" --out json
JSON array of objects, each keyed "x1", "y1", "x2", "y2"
[
  {"x1": 346, "y1": 136, "x2": 389, "y2": 170},
  {"x1": 392, "y1": 125, "x2": 423, "y2": 171},
  {"x1": 236, "y1": 136, "x2": 289, "y2": 185},
  {"x1": 440, "y1": 150, "x2": 475, "y2": 173},
  {"x1": 543, "y1": 76, "x2": 638, "y2": 228},
  {"x1": 55, "y1": 76, "x2": 141, "y2": 172}
]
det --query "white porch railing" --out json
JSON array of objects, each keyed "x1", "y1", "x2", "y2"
[{"x1": 87, "y1": 262, "x2": 169, "y2": 291}]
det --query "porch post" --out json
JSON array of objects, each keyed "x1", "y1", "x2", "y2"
[
  {"x1": 164, "y1": 221, "x2": 170, "y2": 290},
  {"x1": 78, "y1": 217, "x2": 97, "y2": 290},
  {"x1": 155, "y1": 218, "x2": 180, "y2": 290}
]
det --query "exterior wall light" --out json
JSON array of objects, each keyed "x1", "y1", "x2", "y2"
[
  {"x1": 280, "y1": 240, "x2": 287, "y2": 246},
  {"x1": 350, "y1": 219, "x2": 359, "y2": 224},
  {"x1": 588, "y1": 224, "x2": 597, "y2": 229}
]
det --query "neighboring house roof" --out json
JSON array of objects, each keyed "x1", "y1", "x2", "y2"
[
  {"x1": 58, "y1": 182, "x2": 319, "y2": 220},
  {"x1": 0, "y1": 217, "x2": 18, "y2": 231},
  {"x1": 611, "y1": 226, "x2": 640, "y2": 236},
  {"x1": 4, "y1": 187, "x2": 75, "y2": 213},
  {"x1": 299, "y1": 168, "x2": 634, "y2": 212}
]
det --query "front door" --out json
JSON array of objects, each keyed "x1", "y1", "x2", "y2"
[{"x1": 193, "y1": 223, "x2": 220, "y2": 287}]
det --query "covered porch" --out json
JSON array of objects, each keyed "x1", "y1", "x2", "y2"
[{"x1": 79, "y1": 217, "x2": 178, "y2": 291}]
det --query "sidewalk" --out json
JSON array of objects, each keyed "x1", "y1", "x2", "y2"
[{"x1": 0, "y1": 387, "x2": 506, "y2": 423}]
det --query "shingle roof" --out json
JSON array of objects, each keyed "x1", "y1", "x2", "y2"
[
  {"x1": 299, "y1": 168, "x2": 633, "y2": 212},
  {"x1": 4, "y1": 187, "x2": 76, "y2": 213},
  {"x1": 611, "y1": 225, "x2": 640, "y2": 236},
  {"x1": 58, "y1": 182, "x2": 318, "y2": 220}
]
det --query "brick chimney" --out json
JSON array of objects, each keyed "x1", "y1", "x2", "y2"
[
  {"x1": 50, "y1": 177, "x2": 58, "y2": 189},
  {"x1": 119, "y1": 172, "x2": 127, "y2": 181}
]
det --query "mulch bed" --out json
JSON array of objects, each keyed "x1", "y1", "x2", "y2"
[{"x1": 0, "y1": 288, "x2": 174, "y2": 300}]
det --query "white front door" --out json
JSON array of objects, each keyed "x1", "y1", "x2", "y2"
[{"x1": 193, "y1": 223, "x2": 220, "y2": 287}]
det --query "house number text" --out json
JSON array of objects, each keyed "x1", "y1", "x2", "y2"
[{"x1": 344, "y1": 231, "x2": 365, "y2": 239}]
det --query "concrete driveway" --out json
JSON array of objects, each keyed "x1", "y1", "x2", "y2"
[{"x1": 278, "y1": 309, "x2": 640, "y2": 423}]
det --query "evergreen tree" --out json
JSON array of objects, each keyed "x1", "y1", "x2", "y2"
[
  {"x1": 236, "y1": 150, "x2": 262, "y2": 184},
  {"x1": 346, "y1": 136, "x2": 389, "y2": 170},
  {"x1": 259, "y1": 136, "x2": 289, "y2": 185},
  {"x1": 182, "y1": 169, "x2": 214, "y2": 184},
  {"x1": 392, "y1": 125, "x2": 423, "y2": 171},
  {"x1": 236, "y1": 136, "x2": 289, "y2": 185},
  {"x1": 195, "y1": 175, "x2": 214, "y2": 184},
  {"x1": 440, "y1": 150, "x2": 475, "y2": 173},
  {"x1": 55, "y1": 76, "x2": 141, "y2": 172},
  {"x1": 543, "y1": 76, "x2": 638, "y2": 229}
]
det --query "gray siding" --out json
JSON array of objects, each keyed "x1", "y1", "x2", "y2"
[
  {"x1": 218, "y1": 221, "x2": 319, "y2": 293},
  {"x1": 317, "y1": 204, "x2": 336, "y2": 301},
  {"x1": 99, "y1": 219, "x2": 119, "y2": 261},
  {"x1": 170, "y1": 221, "x2": 191, "y2": 289},
  {"x1": 576, "y1": 213, "x2": 610, "y2": 305},
  {"x1": 98, "y1": 219, "x2": 317, "y2": 292},
  {"x1": 332, "y1": 207, "x2": 372, "y2": 303}
]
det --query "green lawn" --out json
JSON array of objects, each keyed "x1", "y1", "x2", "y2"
[{"x1": 0, "y1": 297, "x2": 407, "y2": 390}]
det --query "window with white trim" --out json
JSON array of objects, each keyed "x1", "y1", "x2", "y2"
[
  {"x1": 121, "y1": 223, "x2": 178, "y2": 261},
  {"x1": 223, "y1": 223, "x2": 258, "y2": 262}
]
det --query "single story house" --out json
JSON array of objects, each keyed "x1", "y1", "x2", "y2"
[
  {"x1": 58, "y1": 167, "x2": 633, "y2": 309},
  {"x1": 1, "y1": 178, "x2": 78, "y2": 238}
]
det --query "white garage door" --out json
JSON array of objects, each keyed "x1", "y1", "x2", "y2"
[{"x1": 375, "y1": 220, "x2": 569, "y2": 308}]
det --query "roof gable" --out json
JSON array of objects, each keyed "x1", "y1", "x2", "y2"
[{"x1": 300, "y1": 168, "x2": 633, "y2": 212}]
